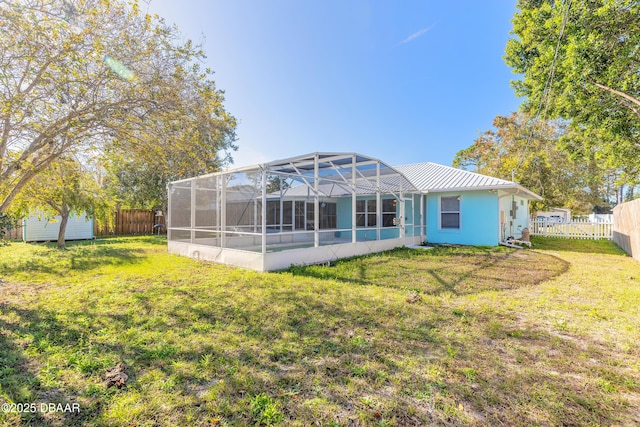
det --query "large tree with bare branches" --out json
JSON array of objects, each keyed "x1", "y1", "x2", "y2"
[{"x1": 0, "y1": 0, "x2": 236, "y2": 212}]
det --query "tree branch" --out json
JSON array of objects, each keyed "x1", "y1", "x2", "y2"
[
  {"x1": 618, "y1": 97, "x2": 640, "y2": 122},
  {"x1": 588, "y1": 76, "x2": 640, "y2": 114}
]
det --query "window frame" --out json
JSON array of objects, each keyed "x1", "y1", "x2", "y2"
[
  {"x1": 439, "y1": 195, "x2": 461, "y2": 230},
  {"x1": 356, "y1": 198, "x2": 398, "y2": 228},
  {"x1": 355, "y1": 199, "x2": 373, "y2": 228},
  {"x1": 382, "y1": 198, "x2": 397, "y2": 227}
]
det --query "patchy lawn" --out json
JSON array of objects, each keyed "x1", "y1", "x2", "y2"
[{"x1": 0, "y1": 236, "x2": 638, "y2": 426}]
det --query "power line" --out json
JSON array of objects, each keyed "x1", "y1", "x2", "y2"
[{"x1": 512, "y1": 0, "x2": 573, "y2": 177}]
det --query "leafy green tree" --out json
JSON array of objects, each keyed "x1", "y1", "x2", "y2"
[
  {"x1": 0, "y1": 211, "x2": 17, "y2": 245},
  {"x1": 504, "y1": 0, "x2": 640, "y2": 185},
  {"x1": 12, "y1": 156, "x2": 109, "y2": 248},
  {"x1": 453, "y1": 113, "x2": 609, "y2": 213},
  {"x1": 102, "y1": 131, "x2": 229, "y2": 216},
  {"x1": 0, "y1": 0, "x2": 236, "y2": 212}
]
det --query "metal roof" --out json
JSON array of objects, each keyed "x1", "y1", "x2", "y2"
[
  {"x1": 170, "y1": 154, "x2": 541, "y2": 201},
  {"x1": 394, "y1": 162, "x2": 542, "y2": 200}
]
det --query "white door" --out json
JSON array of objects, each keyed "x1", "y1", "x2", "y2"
[{"x1": 403, "y1": 198, "x2": 414, "y2": 245}]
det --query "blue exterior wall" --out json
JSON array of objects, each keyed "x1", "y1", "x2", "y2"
[
  {"x1": 336, "y1": 197, "x2": 351, "y2": 230},
  {"x1": 337, "y1": 191, "x2": 501, "y2": 246},
  {"x1": 424, "y1": 190, "x2": 499, "y2": 246}
]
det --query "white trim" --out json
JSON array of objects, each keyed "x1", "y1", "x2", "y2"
[
  {"x1": 438, "y1": 194, "x2": 461, "y2": 231},
  {"x1": 420, "y1": 193, "x2": 425, "y2": 242},
  {"x1": 314, "y1": 154, "x2": 319, "y2": 247},
  {"x1": 425, "y1": 185, "x2": 541, "y2": 200},
  {"x1": 261, "y1": 167, "x2": 267, "y2": 254}
]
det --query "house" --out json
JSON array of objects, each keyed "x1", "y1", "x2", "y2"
[
  {"x1": 395, "y1": 162, "x2": 542, "y2": 246},
  {"x1": 167, "y1": 152, "x2": 541, "y2": 271},
  {"x1": 23, "y1": 212, "x2": 94, "y2": 242}
]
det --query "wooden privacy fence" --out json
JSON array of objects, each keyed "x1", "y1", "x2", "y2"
[
  {"x1": 94, "y1": 209, "x2": 164, "y2": 236},
  {"x1": 529, "y1": 219, "x2": 613, "y2": 240},
  {"x1": 1, "y1": 223, "x2": 23, "y2": 240},
  {"x1": 613, "y1": 199, "x2": 640, "y2": 261},
  {"x1": 1, "y1": 209, "x2": 164, "y2": 240}
]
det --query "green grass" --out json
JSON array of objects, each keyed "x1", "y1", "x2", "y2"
[{"x1": 0, "y1": 236, "x2": 639, "y2": 426}]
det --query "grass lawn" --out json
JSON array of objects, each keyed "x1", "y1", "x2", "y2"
[{"x1": 0, "y1": 236, "x2": 639, "y2": 426}]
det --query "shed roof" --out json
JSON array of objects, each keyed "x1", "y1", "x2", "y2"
[{"x1": 394, "y1": 162, "x2": 542, "y2": 200}]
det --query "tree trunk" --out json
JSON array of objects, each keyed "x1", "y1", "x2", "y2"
[{"x1": 57, "y1": 203, "x2": 69, "y2": 249}]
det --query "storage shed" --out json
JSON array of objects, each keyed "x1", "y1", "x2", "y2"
[{"x1": 23, "y1": 212, "x2": 95, "y2": 242}]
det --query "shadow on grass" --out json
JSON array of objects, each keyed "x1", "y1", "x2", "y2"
[
  {"x1": 86, "y1": 235, "x2": 167, "y2": 246},
  {"x1": 67, "y1": 245, "x2": 145, "y2": 271},
  {"x1": 0, "y1": 302, "x2": 205, "y2": 426},
  {"x1": 1, "y1": 267, "x2": 638, "y2": 426},
  {"x1": 168, "y1": 280, "x2": 638, "y2": 426},
  {"x1": 0, "y1": 305, "x2": 91, "y2": 426},
  {"x1": 0, "y1": 314, "x2": 48, "y2": 425},
  {"x1": 0, "y1": 244, "x2": 147, "y2": 276},
  {"x1": 286, "y1": 246, "x2": 570, "y2": 296}
]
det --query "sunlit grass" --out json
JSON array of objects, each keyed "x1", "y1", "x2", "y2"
[{"x1": 0, "y1": 236, "x2": 638, "y2": 426}]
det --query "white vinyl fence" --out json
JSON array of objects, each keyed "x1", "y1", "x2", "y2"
[{"x1": 529, "y1": 218, "x2": 613, "y2": 240}]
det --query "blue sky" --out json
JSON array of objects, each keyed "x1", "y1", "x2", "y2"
[{"x1": 146, "y1": 0, "x2": 521, "y2": 169}]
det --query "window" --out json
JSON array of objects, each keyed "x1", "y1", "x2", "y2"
[
  {"x1": 295, "y1": 201, "x2": 305, "y2": 229},
  {"x1": 306, "y1": 202, "x2": 314, "y2": 229},
  {"x1": 320, "y1": 202, "x2": 336, "y2": 229},
  {"x1": 282, "y1": 201, "x2": 292, "y2": 231},
  {"x1": 382, "y1": 199, "x2": 397, "y2": 227},
  {"x1": 356, "y1": 200, "x2": 375, "y2": 227},
  {"x1": 440, "y1": 196, "x2": 460, "y2": 229},
  {"x1": 266, "y1": 201, "x2": 293, "y2": 230},
  {"x1": 356, "y1": 198, "x2": 397, "y2": 227},
  {"x1": 295, "y1": 201, "x2": 337, "y2": 230},
  {"x1": 355, "y1": 200, "x2": 366, "y2": 227},
  {"x1": 266, "y1": 200, "x2": 280, "y2": 228}
]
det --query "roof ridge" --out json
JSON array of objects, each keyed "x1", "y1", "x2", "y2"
[{"x1": 394, "y1": 162, "x2": 513, "y2": 185}]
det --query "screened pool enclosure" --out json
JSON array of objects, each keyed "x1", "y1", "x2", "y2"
[{"x1": 168, "y1": 153, "x2": 424, "y2": 271}]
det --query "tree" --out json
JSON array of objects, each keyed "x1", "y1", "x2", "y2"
[
  {"x1": 453, "y1": 113, "x2": 609, "y2": 212},
  {"x1": 0, "y1": 211, "x2": 17, "y2": 245},
  {"x1": 0, "y1": 0, "x2": 236, "y2": 212},
  {"x1": 504, "y1": 0, "x2": 640, "y2": 184},
  {"x1": 12, "y1": 155, "x2": 109, "y2": 248},
  {"x1": 102, "y1": 130, "x2": 228, "y2": 215}
]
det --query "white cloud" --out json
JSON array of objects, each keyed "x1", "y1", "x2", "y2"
[{"x1": 398, "y1": 25, "x2": 434, "y2": 46}]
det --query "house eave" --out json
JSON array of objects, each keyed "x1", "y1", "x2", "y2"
[{"x1": 420, "y1": 184, "x2": 543, "y2": 201}]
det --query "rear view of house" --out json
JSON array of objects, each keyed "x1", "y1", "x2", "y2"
[
  {"x1": 395, "y1": 162, "x2": 542, "y2": 246},
  {"x1": 167, "y1": 152, "x2": 541, "y2": 271}
]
